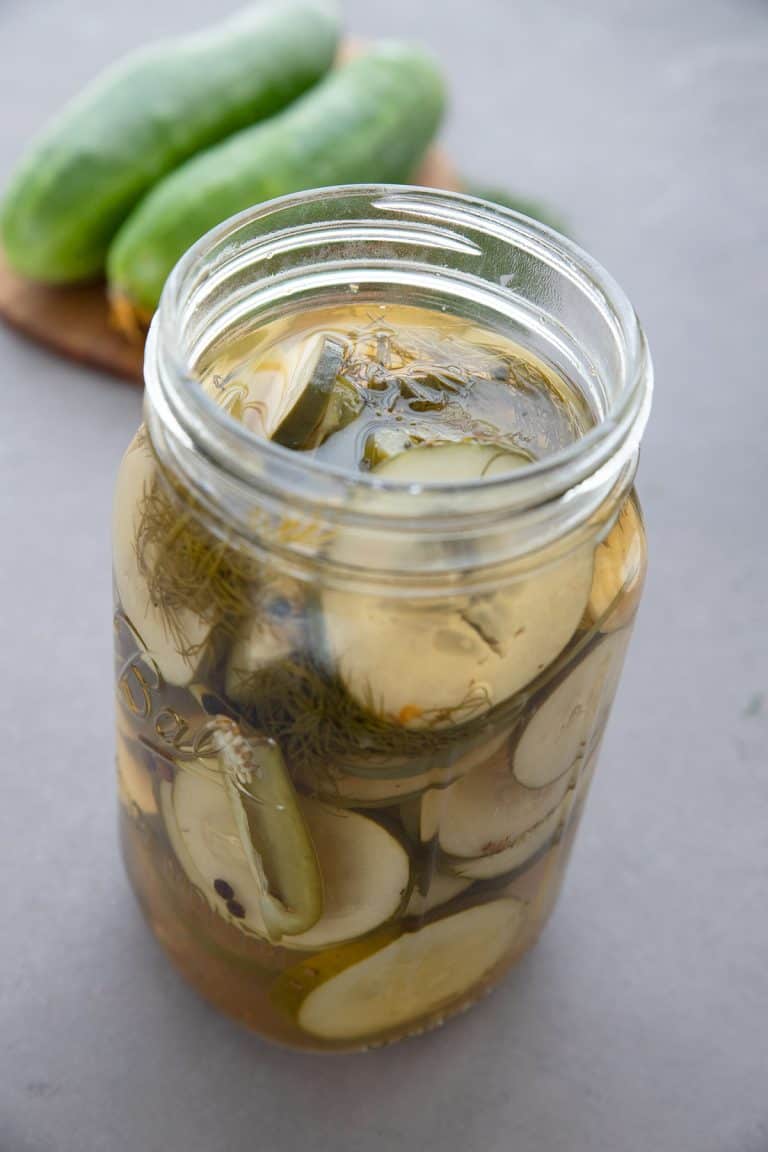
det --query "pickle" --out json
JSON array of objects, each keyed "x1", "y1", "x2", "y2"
[
  {"x1": 161, "y1": 736, "x2": 411, "y2": 949},
  {"x1": 511, "y1": 631, "x2": 629, "y2": 790},
  {"x1": 361, "y1": 427, "x2": 414, "y2": 469},
  {"x1": 430, "y1": 739, "x2": 575, "y2": 877},
  {"x1": 113, "y1": 437, "x2": 210, "y2": 686},
  {"x1": 446, "y1": 789, "x2": 577, "y2": 881},
  {"x1": 324, "y1": 443, "x2": 594, "y2": 728},
  {"x1": 289, "y1": 805, "x2": 411, "y2": 950},
  {"x1": 279, "y1": 899, "x2": 525, "y2": 1041},
  {"x1": 295, "y1": 732, "x2": 508, "y2": 810},
  {"x1": 272, "y1": 336, "x2": 346, "y2": 450},
  {"x1": 587, "y1": 496, "x2": 646, "y2": 632},
  {"x1": 271, "y1": 924, "x2": 402, "y2": 1024},
  {"x1": 405, "y1": 872, "x2": 471, "y2": 917},
  {"x1": 311, "y1": 768, "x2": 453, "y2": 810},
  {"x1": 160, "y1": 721, "x2": 322, "y2": 941},
  {"x1": 214, "y1": 719, "x2": 322, "y2": 940}
]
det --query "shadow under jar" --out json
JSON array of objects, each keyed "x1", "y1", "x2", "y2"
[{"x1": 113, "y1": 187, "x2": 652, "y2": 1052}]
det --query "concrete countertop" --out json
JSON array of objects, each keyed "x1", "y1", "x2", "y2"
[{"x1": 1, "y1": 1, "x2": 766, "y2": 1149}]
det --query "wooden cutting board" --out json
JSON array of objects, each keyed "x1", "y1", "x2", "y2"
[{"x1": 0, "y1": 149, "x2": 460, "y2": 385}]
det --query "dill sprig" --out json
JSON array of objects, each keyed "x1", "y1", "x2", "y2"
[
  {"x1": 237, "y1": 655, "x2": 493, "y2": 781},
  {"x1": 135, "y1": 476, "x2": 259, "y2": 659}
]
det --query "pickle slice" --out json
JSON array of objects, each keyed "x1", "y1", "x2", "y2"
[
  {"x1": 160, "y1": 721, "x2": 322, "y2": 941},
  {"x1": 288, "y1": 805, "x2": 411, "y2": 950},
  {"x1": 271, "y1": 924, "x2": 402, "y2": 1024},
  {"x1": 323, "y1": 443, "x2": 593, "y2": 727},
  {"x1": 587, "y1": 496, "x2": 646, "y2": 632},
  {"x1": 305, "y1": 733, "x2": 507, "y2": 810},
  {"x1": 313, "y1": 375, "x2": 364, "y2": 447},
  {"x1": 113, "y1": 439, "x2": 210, "y2": 685},
  {"x1": 511, "y1": 631, "x2": 629, "y2": 789},
  {"x1": 375, "y1": 440, "x2": 529, "y2": 483},
  {"x1": 280, "y1": 899, "x2": 525, "y2": 1042},
  {"x1": 272, "y1": 336, "x2": 346, "y2": 450},
  {"x1": 320, "y1": 769, "x2": 451, "y2": 809},
  {"x1": 213, "y1": 719, "x2": 322, "y2": 940},
  {"x1": 447, "y1": 789, "x2": 577, "y2": 880},
  {"x1": 400, "y1": 779, "x2": 460, "y2": 844},
  {"x1": 433, "y1": 739, "x2": 574, "y2": 877},
  {"x1": 161, "y1": 746, "x2": 411, "y2": 949},
  {"x1": 362, "y1": 427, "x2": 413, "y2": 469},
  {"x1": 405, "y1": 872, "x2": 471, "y2": 917}
]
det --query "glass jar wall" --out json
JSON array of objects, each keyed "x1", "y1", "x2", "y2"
[{"x1": 113, "y1": 187, "x2": 652, "y2": 1051}]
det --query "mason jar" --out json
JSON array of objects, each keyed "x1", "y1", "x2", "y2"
[{"x1": 113, "y1": 186, "x2": 652, "y2": 1052}]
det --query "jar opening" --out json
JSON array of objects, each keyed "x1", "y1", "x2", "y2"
[{"x1": 145, "y1": 186, "x2": 652, "y2": 566}]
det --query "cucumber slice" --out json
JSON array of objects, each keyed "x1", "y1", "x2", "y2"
[
  {"x1": 290, "y1": 805, "x2": 411, "y2": 950},
  {"x1": 447, "y1": 788, "x2": 576, "y2": 880},
  {"x1": 160, "y1": 722, "x2": 322, "y2": 941},
  {"x1": 399, "y1": 791, "x2": 436, "y2": 843},
  {"x1": 302, "y1": 732, "x2": 508, "y2": 810},
  {"x1": 400, "y1": 782, "x2": 453, "y2": 843},
  {"x1": 213, "y1": 719, "x2": 322, "y2": 940},
  {"x1": 113, "y1": 438, "x2": 209, "y2": 686},
  {"x1": 161, "y1": 764, "x2": 268, "y2": 936},
  {"x1": 323, "y1": 443, "x2": 593, "y2": 727},
  {"x1": 271, "y1": 924, "x2": 402, "y2": 1024},
  {"x1": 578, "y1": 743, "x2": 600, "y2": 795},
  {"x1": 405, "y1": 872, "x2": 471, "y2": 917},
  {"x1": 362, "y1": 427, "x2": 414, "y2": 469},
  {"x1": 161, "y1": 755, "x2": 410, "y2": 949},
  {"x1": 272, "y1": 336, "x2": 346, "y2": 450},
  {"x1": 320, "y1": 769, "x2": 450, "y2": 809},
  {"x1": 587, "y1": 496, "x2": 646, "y2": 632},
  {"x1": 376, "y1": 440, "x2": 528, "y2": 484},
  {"x1": 313, "y1": 375, "x2": 364, "y2": 447},
  {"x1": 433, "y1": 739, "x2": 573, "y2": 875},
  {"x1": 288, "y1": 898, "x2": 525, "y2": 1041},
  {"x1": 511, "y1": 631, "x2": 629, "y2": 789}
]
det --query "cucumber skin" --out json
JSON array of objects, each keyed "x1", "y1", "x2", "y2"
[
  {"x1": 107, "y1": 44, "x2": 446, "y2": 311},
  {"x1": 0, "y1": 2, "x2": 340, "y2": 283}
]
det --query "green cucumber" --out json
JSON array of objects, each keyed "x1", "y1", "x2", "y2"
[
  {"x1": 0, "y1": 1, "x2": 340, "y2": 283},
  {"x1": 107, "y1": 43, "x2": 446, "y2": 311}
]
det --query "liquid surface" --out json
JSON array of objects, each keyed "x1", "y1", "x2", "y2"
[
  {"x1": 200, "y1": 303, "x2": 594, "y2": 471},
  {"x1": 115, "y1": 302, "x2": 646, "y2": 1051}
]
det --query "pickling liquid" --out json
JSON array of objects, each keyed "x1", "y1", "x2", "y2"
[{"x1": 115, "y1": 302, "x2": 646, "y2": 1051}]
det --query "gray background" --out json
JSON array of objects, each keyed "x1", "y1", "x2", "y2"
[{"x1": 1, "y1": 0, "x2": 766, "y2": 1149}]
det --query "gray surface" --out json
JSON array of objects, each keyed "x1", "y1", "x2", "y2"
[{"x1": 1, "y1": 0, "x2": 766, "y2": 1149}]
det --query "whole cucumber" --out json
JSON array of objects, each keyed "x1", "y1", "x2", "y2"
[
  {"x1": 108, "y1": 43, "x2": 446, "y2": 313},
  {"x1": 0, "y1": 1, "x2": 340, "y2": 283}
]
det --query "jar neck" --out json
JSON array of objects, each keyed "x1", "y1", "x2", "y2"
[{"x1": 144, "y1": 186, "x2": 652, "y2": 582}]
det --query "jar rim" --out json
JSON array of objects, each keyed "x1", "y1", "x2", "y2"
[{"x1": 146, "y1": 185, "x2": 652, "y2": 543}]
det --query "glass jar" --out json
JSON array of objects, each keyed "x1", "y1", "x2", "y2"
[{"x1": 113, "y1": 186, "x2": 652, "y2": 1052}]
